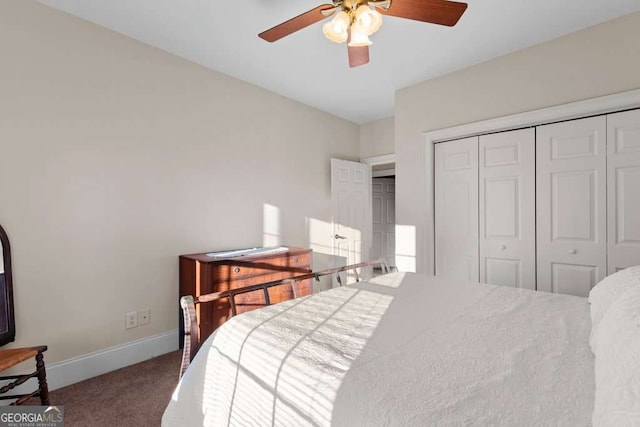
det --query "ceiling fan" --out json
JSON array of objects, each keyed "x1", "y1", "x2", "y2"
[{"x1": 259, "y1": 0, "x2": 468, "y2": 68}]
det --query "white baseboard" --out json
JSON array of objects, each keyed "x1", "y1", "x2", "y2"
[
  {"x1": 1, "y1": 329, "x2": 179, "y2": 403},
  {"x1": 46, "y1": 329, "x2": 179, "y2": 391}
]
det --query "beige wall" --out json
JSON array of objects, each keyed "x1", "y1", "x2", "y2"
[
  {"x1": 359, "y1": 116, "x2": 395, "y2": 159},
  {"x1": 395, "y1": 12, "x2": 640, "y2": 274},
  {"x1": 0, "y1": 0, "x2": 359, "y2": 363}
]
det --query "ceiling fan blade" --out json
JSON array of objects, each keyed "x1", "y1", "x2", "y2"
[
  {"x1": 347, "y1": 29, "x2": 370, "y2": 68},
  {"x1": 377, "y1": 0, "x2": 467, "y2": 27},
  {"x1": 259, "y1": 4, "x2": 337, "y2": 42}
]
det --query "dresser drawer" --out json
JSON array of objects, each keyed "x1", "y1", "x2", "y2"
[
  {"x1": 234, "y1": 278, "x2": 313, "y2": 314},
  {"x1": 211, "y1": 253, "x2": 311, "y2": 284},
  {"x1": 273, "y1": 253, "x2": 311, "y2": 268}
]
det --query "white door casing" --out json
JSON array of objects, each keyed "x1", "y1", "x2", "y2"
[
  {"x1": 607, "y1": 109, "x2": 640, "y2": 273},
  {"x1": 435, "y1": 137, "x2": 479, "y2": 282},
  {"x1": 536, "y1": 116, "x2": 607, "y2": 297},
  {"x1": 479, "y1": 129, "x2": 536, "y2": 289},
  {"x1": 371, "y1": 178, "x2": 396, "y2": 268},
  {"x1": 331, "y1": 159, "x2": 372, "y2": 280}
]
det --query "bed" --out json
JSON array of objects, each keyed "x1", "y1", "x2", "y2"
[{"x1": 162, "y1": 264, "x2": 640, "y2": 426}]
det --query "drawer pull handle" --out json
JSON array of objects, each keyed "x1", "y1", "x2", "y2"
[
  {"x1": 293, "y1": 257, "x2": 299, "y2": 264},
  {"x1": 233, "y1": 267, "x2": 241, "y2": 273},
  {"x1": 569, "y1": 249, "x2": 577, "y2": 255}
]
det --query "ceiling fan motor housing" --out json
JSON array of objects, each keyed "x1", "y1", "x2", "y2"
[
  {"x1": 333, "y1": 0, "x2": 391, "y2": 13},
  {"x1": 342, "y1": 0, "x2": 367, "y2": 13}
]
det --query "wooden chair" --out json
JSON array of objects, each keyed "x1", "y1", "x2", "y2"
[{"x1": 0, "y1": 345, "x2": 49, "y2": 405}]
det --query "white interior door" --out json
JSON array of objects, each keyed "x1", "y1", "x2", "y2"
[
  {"x1": 371, "y1": 178, "x2": 395, "y2": 268},
  {"x1": 331, "y1": 159, "x2": 372, "y2": 276},
  {"x1": 479, "y1": 129, "x2": 536, "y2": 289},
  {"x1": 435, "y1": 137, "x2": 479, "y2": 282},
  {"x1": 536, "y1": 116, "x2": 607, "y2": 297},
  {"x1": 608, "y1": 109, "x2": 640, "y2": 273}
]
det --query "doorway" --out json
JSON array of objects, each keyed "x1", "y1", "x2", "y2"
[{"x1": 366, "y1": 157, "x2": 396, "y2": 271}]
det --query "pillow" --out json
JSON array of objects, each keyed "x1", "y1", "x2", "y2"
[
  {"x1": 589, "y1": 265, "x2": 640, "y2": 352},
  {"x1": 592, "y1": 284, "x2": 640, "y2": 426}
]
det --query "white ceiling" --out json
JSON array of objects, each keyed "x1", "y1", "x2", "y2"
[{"x1": 37, "y1": 0, "x2": 640, "y2": 124}]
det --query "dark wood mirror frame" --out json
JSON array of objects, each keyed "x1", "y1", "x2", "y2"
[{"x1": 0, "y1": 224, "x2": 15, "y2": 346}]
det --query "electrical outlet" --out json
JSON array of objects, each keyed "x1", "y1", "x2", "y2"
[
  {"x1": 138, "y1": 308, "x2": 150, "y2": 326},
  {"x1": 125, "y1": 311, "x2": 138, "y2": 329}
]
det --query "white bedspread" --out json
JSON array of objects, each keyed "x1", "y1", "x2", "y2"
[{"x1": 163, "y1": 272, "x2": 594, "y2": 426}]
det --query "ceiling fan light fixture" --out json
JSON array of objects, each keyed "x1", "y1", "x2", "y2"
[
  {"x1": 347, "y1": 22, "x2": 372, "y2": 47},
  {"x1": 354, "y1": 5, "x2": 382, "y2": 35},
  {"x1": 322, "y1": 11, "x2": 350, "y2": 43}
]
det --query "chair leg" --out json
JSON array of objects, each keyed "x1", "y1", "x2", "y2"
[{"x1": 35, "y1": 351, "x2": 49, "y2": 406}]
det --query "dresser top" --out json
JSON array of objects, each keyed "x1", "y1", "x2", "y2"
[{"x1": 180, "y1": 246, "x2": 311, "y2": 263}]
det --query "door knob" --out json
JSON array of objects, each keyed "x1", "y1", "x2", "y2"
[
  {"x1": 334, "y1": 234, "x2": 347, "y2": 240},
  {"x1": 570, "y1": 249, "x2": 577, "y2": 255},
  {"x1": 501, "y1": 244, "x2": 507, "y2": 250}
]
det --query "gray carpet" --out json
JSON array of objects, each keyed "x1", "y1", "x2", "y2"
[{"x1": 30, "y1": 350, "x2": 182, "y2": 426}]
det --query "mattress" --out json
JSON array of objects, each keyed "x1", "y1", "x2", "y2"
[{"x1": 163, "y1": 272, "x2": 595, "y2": 426}]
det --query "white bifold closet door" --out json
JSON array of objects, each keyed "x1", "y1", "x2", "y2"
[
  {"x1": 435, "y1": 137, "x2": 479, "y2": 282},
  {"x1": 608, "y1": 109, "x2": 640, "y2": 273},
  {"x1": 479, "y1": 129, "x2": 536, "y2": 289},
  {"x1": 536, "y1": 116, "x2": 607, "y2": 297}
]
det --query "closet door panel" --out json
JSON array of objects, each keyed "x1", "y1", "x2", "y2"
[
  {"x1": 435, "y1": 137, "x2": 479, "y2": 282},
  {"x1": 608, "y1": 109, "x2": 640, "y2": 272},
  {"x1": 537, "y1": 116, "x2": 607, "y2": 296},
  {"x1": 479, "y1": 128, "x2": 536, "y2": 289}
]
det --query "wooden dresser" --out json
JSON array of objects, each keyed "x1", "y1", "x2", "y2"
[{"x1": 179, "y1": 247, "x2": 312, "y2": 346}]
